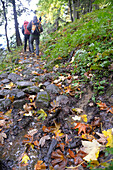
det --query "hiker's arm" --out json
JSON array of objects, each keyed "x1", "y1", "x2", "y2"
[
  {"x1": 40, "y1": 25, "x2": 43, "y2": 33},
  {"x1": 27, "y1": 21, "x2": 32, "y2": 33},
  {"x1": 22, "y1": 25, "x2": 24, "y2": 35}
]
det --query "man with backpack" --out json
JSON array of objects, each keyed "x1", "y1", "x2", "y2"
[
  {"x1": 22, "y1": 20, "x2": 31, "y2": 52},
  {"x1": 27, "y1": 16, "x2": 43, "y2": 57}
]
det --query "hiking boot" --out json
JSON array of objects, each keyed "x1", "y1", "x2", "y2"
[{"x1": 31, "y1": 53, "x2": 35, "y2": 57}]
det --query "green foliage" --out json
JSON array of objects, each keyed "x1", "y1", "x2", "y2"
[
  {"x1": 40, "y1": 6, "x2": 113, "y2": 98},
  {"x1": 0, "y1": 46, "x2": 23, "y2": 73}
]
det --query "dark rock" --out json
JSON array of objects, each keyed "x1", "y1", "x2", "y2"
[
  {"x1": 0, "y1": 73, "x2": 8, "y2": 80},
  {"x1": 2, "y1": 99, "x2": 11, "y2": 109},
  {"x1": 23, "y1": 86, "x2": 40, "y2": 94},
  {"x1": 12, "y1": 99, "x2": 29, "y2": 109},
  {"x1": 8, "y1": 73, "x2": 23, "y2": 82},
  {"x1": 16, "y1": 81, "x2": 34, "y2": 89},
  {"x1": 35, "y1": 91, "x2": 50, "y2": 108},
  {"x1": 1, "y1": 79, "x2": 10, "y2": 84},
  {"x1": 56, "y1": 95, "x2": 69, "y2": 105},
  {"x1": 46, "y1": 84, "x2": 61, "y2": 94}
]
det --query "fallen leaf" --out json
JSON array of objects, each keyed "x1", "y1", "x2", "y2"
[
  {"x1": 81, "y1": 139, "x2": 102, "y2": 162},
  {"x1": 107, "y1": 106, "x2": 113, "y2": 114},
  {"x1": 0, "y1": 132, "x2": 7, "y2": 144},
  {"x1": 29, "y1": 95, "x2": 36, "y2": 101},
  {"x1": 80, "y1": 114, "x2": 87, "y2": 123},
  {"x1": 72, "y1": 115, "x2": 81, "y2": 121},
  {"x1": 22, "y1": 153, "x2": 30, "y2": 164},
  {"x1": 23, "y1": 103, "x2": 33, "y2": 112},
  {"x1": 39, "y1": 135, "x2": 50, "y2": 147},
  {"x1": 74, "y1": 150, "x2": 87, "y2": 166},
  {"x1": 34, "y1": 160, "x2": 46, "y2": 170},
  {"x1": 37, "y1": 109, "x2": 47, "y2": 120},
  {"x1": 0, "y1": 120, "x2": 6, "y2": 127},
  {"x1": 73, "y1": 123, "x2": 88, "y2": 135},
  {"x1": 96, "y1": 132, "x2": 107, "y2": 145},
  {"x1": 96, "y1": 101, "x2": 108, "y2": 110},
  {"x1": 50, "y1": 100, "x2": 60, "y2": 108},
  {"x1": 57, "y1": 143, "x2": 65, "y2": 152},
  {"x1": 102, "y1": 128, "x2": 113, "y2": 147},
  {"x1": 4, "y1": 82, "x2": 15, "y2": 89},
  {"x1": 51, "y1": 149, "x2": 67, "y2": 170},
  {"x1": 68, "y1": 149, "x2": 75, "y2": 158},
  {"x1": 72, "y1": 108, "x2": 83, "y2": 114},
  {"x1": 81, "y1": 134, "x2": 95, "y2": 141},
  {"x1": 28, "y1": 129, "x2": 38, "y2": 137}
]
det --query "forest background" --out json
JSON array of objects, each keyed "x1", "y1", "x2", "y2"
[{"x1": 0, "y1": 0, "x2": 112, "y2": 52}]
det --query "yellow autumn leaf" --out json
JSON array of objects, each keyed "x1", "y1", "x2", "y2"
[
  {"x1": 22, "y1": 154, "x2": 30, "y2": 164},
  {"x1": 80, "y1": 114, "x2": 87, "y2": 122},
  {"x1": 55, "y1": 64, "x2": 59, "y2": 68},
  {"x1": 4, "y1": 82, "x2": 14, "y2": 89},
  {"x1": 72, "y1": 108, "x2": 83, "y2": 114},
  {"x1": 102, "y1": 128, "x2": 113, "y2": 147},
  {"x1": 37, "y1": 109, "x2": 47, "y2": 117}
]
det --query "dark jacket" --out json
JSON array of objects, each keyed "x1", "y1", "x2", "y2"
[
  {"x1": 22, "y1": 25, "x2": 24, "y2": 35},
  {"x1": 27, "y1": 17, "x2": 43, "y2": 36}
]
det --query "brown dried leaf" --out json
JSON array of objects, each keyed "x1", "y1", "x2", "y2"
[
  {"x1": 39, "y1": 135, "x2": 50, "y2": 147},
  {"x1": 96, "y1": 132, "x2": 107, "y2": 145},
  {"x1": 0, "y1": 132, "x2": 7, "y2": 144},
  {"x1": 51, "y1": 149, "x2": 67, "y2": 170},
  {"x1": 0, "y1": 119, "x2": 6, "y2": 127}
]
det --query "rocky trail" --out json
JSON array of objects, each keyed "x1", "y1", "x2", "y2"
[{"x1": 0, "y1": 51, "x2": 113, "y2": 170}]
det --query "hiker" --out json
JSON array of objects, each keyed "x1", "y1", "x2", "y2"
[
  {"x1": 27, "y1": 16, "x2": 43, "y2": 57},
  {"x1": 22, "y1": 20, "x2": 31, "y2": 52}
]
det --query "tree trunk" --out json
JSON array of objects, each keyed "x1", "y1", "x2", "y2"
[
  {"x1": 12, "y1": 0, "x2": 22, "y2": 46},
  {"x1": 68, "y1": 0, "x2": 73, "y2": 22},
  {"x1": 1, "y1": 0, "x2": 11, "y2": 52},
  {"x1": 72, "y1": 0, "x2": 80, "y2": 21},
  {"x1": 72, "y1": 0, "x2": 76, "y2": 21}
]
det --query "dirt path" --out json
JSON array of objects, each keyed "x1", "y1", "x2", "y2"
[{"x1": 0, "y1": 51, "x2": 113, "y2": 170}]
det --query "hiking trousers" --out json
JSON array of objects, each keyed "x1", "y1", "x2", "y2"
[
  {"x1": 30, "y1": 35, "x2": 40, "y2": 56},
  {"x1": 24, "y1": 34, "x2": 30, "y2": 52}
]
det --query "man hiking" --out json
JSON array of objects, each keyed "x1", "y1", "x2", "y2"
[
  {"x1": 22, "y1": 20, "x2": 31, "y2": 52},
  {"x1": 27, "y1": 16, "x2": 43, "y2": 57}
]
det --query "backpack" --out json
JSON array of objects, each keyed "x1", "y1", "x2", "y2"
[
  {"x1": 24, "y1": 21, "x2": 30, "y2": 35},
  {"x1": 31, "y1": 20, "x2": 41, "y2": 34}
]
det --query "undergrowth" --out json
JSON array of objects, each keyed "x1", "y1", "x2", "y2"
[{"x1": 40, "y1": 6, "x2": 113, "y2": 98}]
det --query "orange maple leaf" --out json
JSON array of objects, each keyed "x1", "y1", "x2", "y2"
[
  {"x1": 73, "y1": 123, "x2": 88, "y2": 135},
  {"x1": 107, "y1": 106, "x2": 113, "y2": 114},
  {"x1": 96, "y1": 101, "x2": 108, "y2": 110},
  {"x1": 34, "y1": 160, "x2": 46, "y2": 170}
]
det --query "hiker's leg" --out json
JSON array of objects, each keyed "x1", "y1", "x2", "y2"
[
  {"x1": 28, "y1": 35, "x2": 31, "y2": 52},
  {"x1": 30, "y1": 35, "x2": 34, "y2": 53},
  {"x1": 24, "y1": 35, "x2": 27, "y2": 52},
  {"x1": 35, "y1": 38, "x2": 39, "y2": 56}
]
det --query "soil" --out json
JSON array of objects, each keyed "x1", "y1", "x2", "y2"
[{"x1": 0, "y1": 51, "x2": 113, "y2": 170}]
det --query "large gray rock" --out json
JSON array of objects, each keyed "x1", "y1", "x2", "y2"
[
  {"x1": 16, "y1": 81, "x2": 34, "y2": 89},
  {"x1": 2, "y1": 99, "x2": 11, "y2": 109},
  {"x1": 0, "y1": 73, "x2": 8, "y2": 80},
  {"x1": 1, "y1": 79, "x2": 10, "y2": 84},
  {"x1": 35, "y1": 91, "x2": 50, "y2": 108},
  {"x1": 56, "y1": 95, "x2": 69, "y2": 105},
  {"x1": 12, "y1": 99, "x2": 28, "y2": 109},
  {"x1": 8, "y1": 73, "x2": 23, "y2": 82},
  {"x1": 23, "y1": 86, "x2": 40, "y2": 94},
  {"x1": 46, "y1": 84, "x2": 61, "y2": 94},
  {"x1": 0, "y1": 89, "x2": 11, "y2": 98}
]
